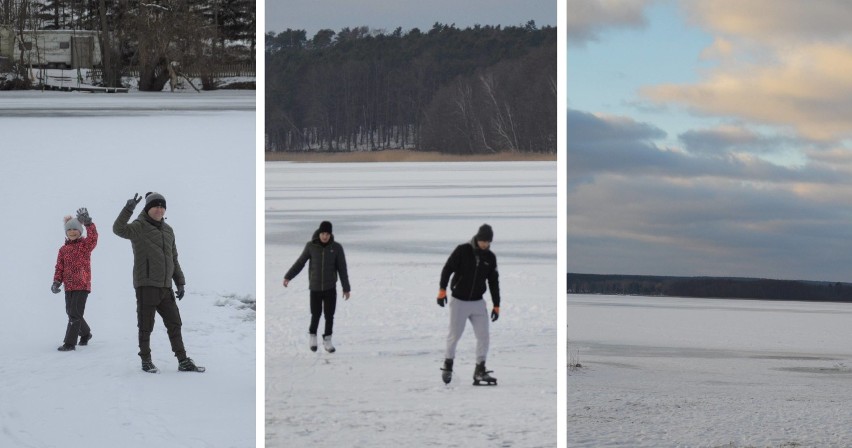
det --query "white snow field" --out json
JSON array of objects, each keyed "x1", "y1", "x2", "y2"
[
  {"x1": 266, "y1": 161, "x2": 557, "y2": 447},
  {"x1": 0, "y1": 91, "x2": 255, "y2": 448},
  {"x1": 569, "y1": 294, "x2": 852, "y2": 448}
]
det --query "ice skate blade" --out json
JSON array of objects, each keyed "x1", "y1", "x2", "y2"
[{"x1": 472, "y1": 380, "x2": 497, "y2": 386}]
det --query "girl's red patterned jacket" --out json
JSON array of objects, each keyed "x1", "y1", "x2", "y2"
[{"x1": 54, "y1": 222, "x2": 98, "y2": 292}]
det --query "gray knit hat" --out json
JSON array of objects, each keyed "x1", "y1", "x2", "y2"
[
  {"x1": 144, "y1": 192, "x2": 167, "y2": 212},
  {"x1": 64, "y1": 216, "x2": 82, "y2": 233}
]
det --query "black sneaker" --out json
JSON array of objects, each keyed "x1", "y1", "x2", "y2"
[
  {"x1": 57, "y1": 344, "x2": 75, "y2": 352},
  {"x1": 79, "y1": 333, "x2": 92, "y2": 346},
  {"x1": 141, "y1": 358, "x2": 159, "y2": 373},
  {"x1": 178, "y1": 357, "x2": 205, "y2": 372}
]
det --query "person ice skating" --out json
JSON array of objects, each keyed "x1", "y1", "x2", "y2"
[
  {"x1": 113, "y1": 192, "x2": 204, "y2": 373},
  {"x1": 437, "y1": 224, "x2": 500, "y2": 385},
  {"x1": 283, "y1": 220, "x2": 351, "y2": 353},
  {"x1": 52, "y1": 208, "x2": 98, "y2": 351}
]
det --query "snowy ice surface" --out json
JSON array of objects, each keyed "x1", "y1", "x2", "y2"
[
  {"x1": 568, "y1": 294, "x2": 852, "y2": 448},
  {"x1": 0, "y1": 91, "x2": 255, "y2": 448},
  {"x1": 266, "y1": 161, "x2": 557, "y2": 447},
  {"x1": 0, "y1": 89, "x2": 254, "y2": 115}
]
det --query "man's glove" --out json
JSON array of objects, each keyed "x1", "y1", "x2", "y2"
[
  {"x1": 51, "y1": 281, "x2": 61, "y2": 294},
  {"x1": 437, "y1": 289, "x2": 447, "y2": 307},
  {"x1": 125, "y1": 193, "x2": 141, "y2": 209},
  {"x1": 491, "y1": 306, "x2": 500, "y2": 322},
  {"x1": 176, "y1": 285, "x2": 185, "y2": 300},
  {"x1": 76, "y1": 207, "x2": 92, "y2": 225}
]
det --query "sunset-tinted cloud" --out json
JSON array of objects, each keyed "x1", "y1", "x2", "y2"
[{"x1": 569, "y1": 1, "x2": 852, "y2": 281}]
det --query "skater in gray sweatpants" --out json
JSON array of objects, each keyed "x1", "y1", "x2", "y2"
[{"x1": 437, "y1": 224, "x2": 500, "y2": 385}]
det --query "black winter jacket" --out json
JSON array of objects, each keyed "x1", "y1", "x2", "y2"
[
  {"x1": 285, "y1": 230, "x2": 350, "y2": 293},
  {"x1": 440, "y1": 238, "x2": 500, "y2": 306}
]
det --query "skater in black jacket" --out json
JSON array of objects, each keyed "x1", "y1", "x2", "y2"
[
  {"x1": 437, "y1": 223, "x2": 500, "y2": 385},
  {"x1": 284, "y1": 221, "x2": 351, "y2": 353}
]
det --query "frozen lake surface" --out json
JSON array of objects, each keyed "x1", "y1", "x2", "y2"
[
  {"x1": 569, "y1": 294, "x2": 852, "y2": 447},
  {"x1": 0, "y1": 92, "x2": 256, "y2": 447},
  {"x1": 266, "y1": 161, "x2": 557, "y2": 447},
  {"x1": 0, "y1": 90, "x2": 254, "y2": 116}
]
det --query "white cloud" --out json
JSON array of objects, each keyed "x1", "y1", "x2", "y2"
[{"x1": 567, "y1": 0, "x2": 653, "y2": 44}]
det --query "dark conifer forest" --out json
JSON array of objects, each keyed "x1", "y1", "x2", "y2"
[{"x1": 265, "y1": 22, "x2": 556, "y2": 154}]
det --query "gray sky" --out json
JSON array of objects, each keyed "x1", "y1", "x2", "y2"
[{"x1": 266, "y1": 0, "x2": 556, "y2": 35}]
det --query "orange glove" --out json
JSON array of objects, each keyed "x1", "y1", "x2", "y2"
[{"x1": 437, "y1": 289, "x2": 447, "y2": 307}]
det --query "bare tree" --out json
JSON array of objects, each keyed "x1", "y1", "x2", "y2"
[{"x1": 130, "y1": 0, "x2": 213, "y2": 91}]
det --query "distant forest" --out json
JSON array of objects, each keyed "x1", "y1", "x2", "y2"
[
  {"x1": 568, "y1": 273, "x2": 852, "y2": 302},
  {"x1": 265, "y1": 22, "x2": 556, "y2": 154}
]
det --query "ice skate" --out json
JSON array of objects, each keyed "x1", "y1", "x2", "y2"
[
  {"x1": 309, "y1": 334, "x2": 318, "y2": 352},
  {"x1": 473, "y1": 362, "x2": 497, "y2": 386},
  {"x1": 57, "y1": 344, "x2": 75, "y2": 352},
  {"x1": 441, "y1": 358, "x2": 453, "y2": 384},
  {"x1": 322, "y1": 335, "x2": 336, "y2": 353},
  {"x1": 79, "y1": 333, "x2": 92, "y2": 346}
]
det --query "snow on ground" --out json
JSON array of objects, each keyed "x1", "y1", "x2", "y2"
[
  {"x1": 569, "y1": 294, "x2": 852, "y2": 448},
  {"x1": 7, "y1": 67, "x2": 254, "y2": 92},
  {"x1": 0, "y1": 91, "x2": 255, "y2": 448},
  {"x1": 266, "y1": 161, "x2": 557, "y2": 447}
]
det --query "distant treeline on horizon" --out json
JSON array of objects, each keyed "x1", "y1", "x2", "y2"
[
  {"x1": 568, "y1": 273, "x2": 852, "y2": 302},
  {"x1": 265, "y1": 22, "x2": 556, "y2": 154}
]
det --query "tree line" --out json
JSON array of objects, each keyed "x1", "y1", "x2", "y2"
[
  {"x1": 568, "y1": 273, "x2": 852, "y2": 302},
  {"x1": 1, "y1": 0, "x2": 255, "y2": 89},
  {"x1": 265, "y1": 22, "x2": 556, "y2": 154}
]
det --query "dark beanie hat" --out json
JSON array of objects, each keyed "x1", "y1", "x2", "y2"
[
  {"x1": 144, "y1": 192, "x2": 167, "y2": 212},
  {"x1": 318, "y1": 221, "x2": 333, "y2": 234},
  {"x1": 476, "y1": 224, "x2": 493, "y2": 242}
]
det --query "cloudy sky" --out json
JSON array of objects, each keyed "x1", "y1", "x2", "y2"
[
  {"x1": 266, "y1": 0, "x2": 556, "y2": 36},
  {"x1": 568, "y1": 0, "x2": 852, "y2": 282}
]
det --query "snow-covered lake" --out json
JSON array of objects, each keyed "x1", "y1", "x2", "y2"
[
  {"x1": 0, "y1": 91, "x2": 256, "y2": 447},
  {"x1": 266, "y1": 161, "x2": 557, "y2": 447},
  {"x1": 569, "y1": 294, "x2": 852, "y2": 447}
]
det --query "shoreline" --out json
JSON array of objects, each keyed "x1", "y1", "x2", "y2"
[{"x1": 264, "y1": 149, "x2": 556, "y2": 163}]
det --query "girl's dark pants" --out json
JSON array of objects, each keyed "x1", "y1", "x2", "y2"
[
  {"x1": 136, "y1": 286, "x2": 186, "y2": 361},
  {"x1": 63, "y1": 290, "x2": 91, "y2": 346},
  {"x1": 309, "y1": 289, "x2": 337, "y2": 337}
]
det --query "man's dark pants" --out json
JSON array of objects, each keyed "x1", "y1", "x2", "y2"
[
  {"x1": 309, "y1": 289, "x2": 337, "y2": 337},
  {"x1": 136, "y1": 286, "x2": 186, "y2": 361}
]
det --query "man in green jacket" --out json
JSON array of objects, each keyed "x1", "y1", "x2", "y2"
[
  {"x1": 283, "y1": 221, "x2": 351, "y2": 353},
  {"x1": 113, "y1": 192, "x2": 203, "y2": 373}
]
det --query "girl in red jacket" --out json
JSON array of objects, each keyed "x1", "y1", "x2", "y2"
[{"x1": 52, "y1": 208, "x2": 98, "y2": 351}]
